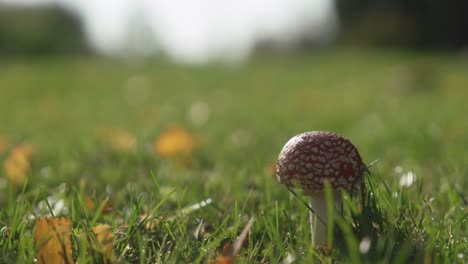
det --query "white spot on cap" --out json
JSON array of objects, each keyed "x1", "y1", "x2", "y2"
[{"x1": 337, "y1": 178, "x2": 347, "y2": 185}]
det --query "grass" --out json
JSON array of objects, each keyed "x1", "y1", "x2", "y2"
[{"x1": 0, "y1": 48, "x2": 467, "y2": 263}]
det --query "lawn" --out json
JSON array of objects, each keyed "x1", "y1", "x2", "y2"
[{"x1": 0, "y1": 48, "x2": 467, "y2": 263}]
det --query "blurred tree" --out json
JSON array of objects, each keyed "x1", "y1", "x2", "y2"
[
  {"x1": 336, "y1": 0, "x2": 468, "y2": 49},
  {"x1": 0, "y1": 5, "x2": 87, "y2": 56}
]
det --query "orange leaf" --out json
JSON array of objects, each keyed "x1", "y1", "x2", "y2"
[
  {"x1": 139, "y1": 213, "x2": 163, "y2": 233},
  {"x1": 3, "y1": 143, "x2": 33, "y2": 188},
  {"x1": 34, "y1": 217, "x2": 74, "y2": 264},
  {"x1": 211, "y1": 255, "x2": 234, "y2": 264},
  {"x1": 154, "y1": 125, "x2": 196, "y2": 159},
  {"x1": 91, "y1": 224, "x2": 116, "y2": 264},
  {"x1": 11, "y1": 143, "x2": 33, "y2": 159},
  {"x1": 86, "y1": 198, "x2": 114, "y2": 214}
]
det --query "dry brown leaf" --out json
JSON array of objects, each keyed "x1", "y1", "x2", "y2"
[
  {"x1": 91, "y1": 224, "x2": 116, "y2": 264},
  {"x1": 34, "y1": 217, "x2": 73, "y2": 264}
]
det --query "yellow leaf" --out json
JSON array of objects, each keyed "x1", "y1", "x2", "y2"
[
  {"x1": 139, "y1": 213, "x2": 163, "y2": 233},
  {"x1": 34, "y1": 217, "x2": 74, "y2": 264},
  {"x1": 11, "y1": 143, "x2": 33, "y2": 159},
  {"x1": 3, "y1": 143, "x2": 33, "y2": 188},
  {"x1": 91, "y1": 224, "x2": 116, "y2": 264},
  {"x1": 154, "y1": 125, "x2": 196, "y2": 158}
]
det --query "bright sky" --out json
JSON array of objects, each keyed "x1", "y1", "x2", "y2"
[{"x1": 1, "y1": 0, "x2": 339, "y2": 64}]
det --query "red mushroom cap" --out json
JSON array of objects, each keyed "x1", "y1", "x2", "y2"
[{"x1": 276, "y1": 131, "x2": 364, "y2": 196}]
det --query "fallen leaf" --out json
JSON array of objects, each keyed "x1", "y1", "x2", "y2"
[
  {"x1": 212, "y1": 255, "x2": 234, "y2": 264},
  {"x1": 11, "y1": 143, "x2": 33, "y2": 159},
  {"x1": 154, "y1": 124, "x2": 196, "y2": 159},
  {"x1": 3, "y1": 143, "x2": 33, "y2": 188},
  {"x1": 139, "y1": 213, "x2": 163, "y2": 233},
  {"x1": 34, "y1": 217, "x2": 74, "y2": 264},
  {"x1": 91, "y1": 224, "x2": 116, "y2": 264}
]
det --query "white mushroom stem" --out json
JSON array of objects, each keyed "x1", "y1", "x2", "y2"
[{"x1": 308, "y1": 195, "x2": 341, "y2": 248}]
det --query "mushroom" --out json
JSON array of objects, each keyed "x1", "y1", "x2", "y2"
[{"x1": 276, "y1": 131, "x2": 364, "y2": 247}]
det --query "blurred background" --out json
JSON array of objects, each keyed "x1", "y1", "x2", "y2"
[{"x1": 1, "y1": 0, "x2": 467, "y2": 62}]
